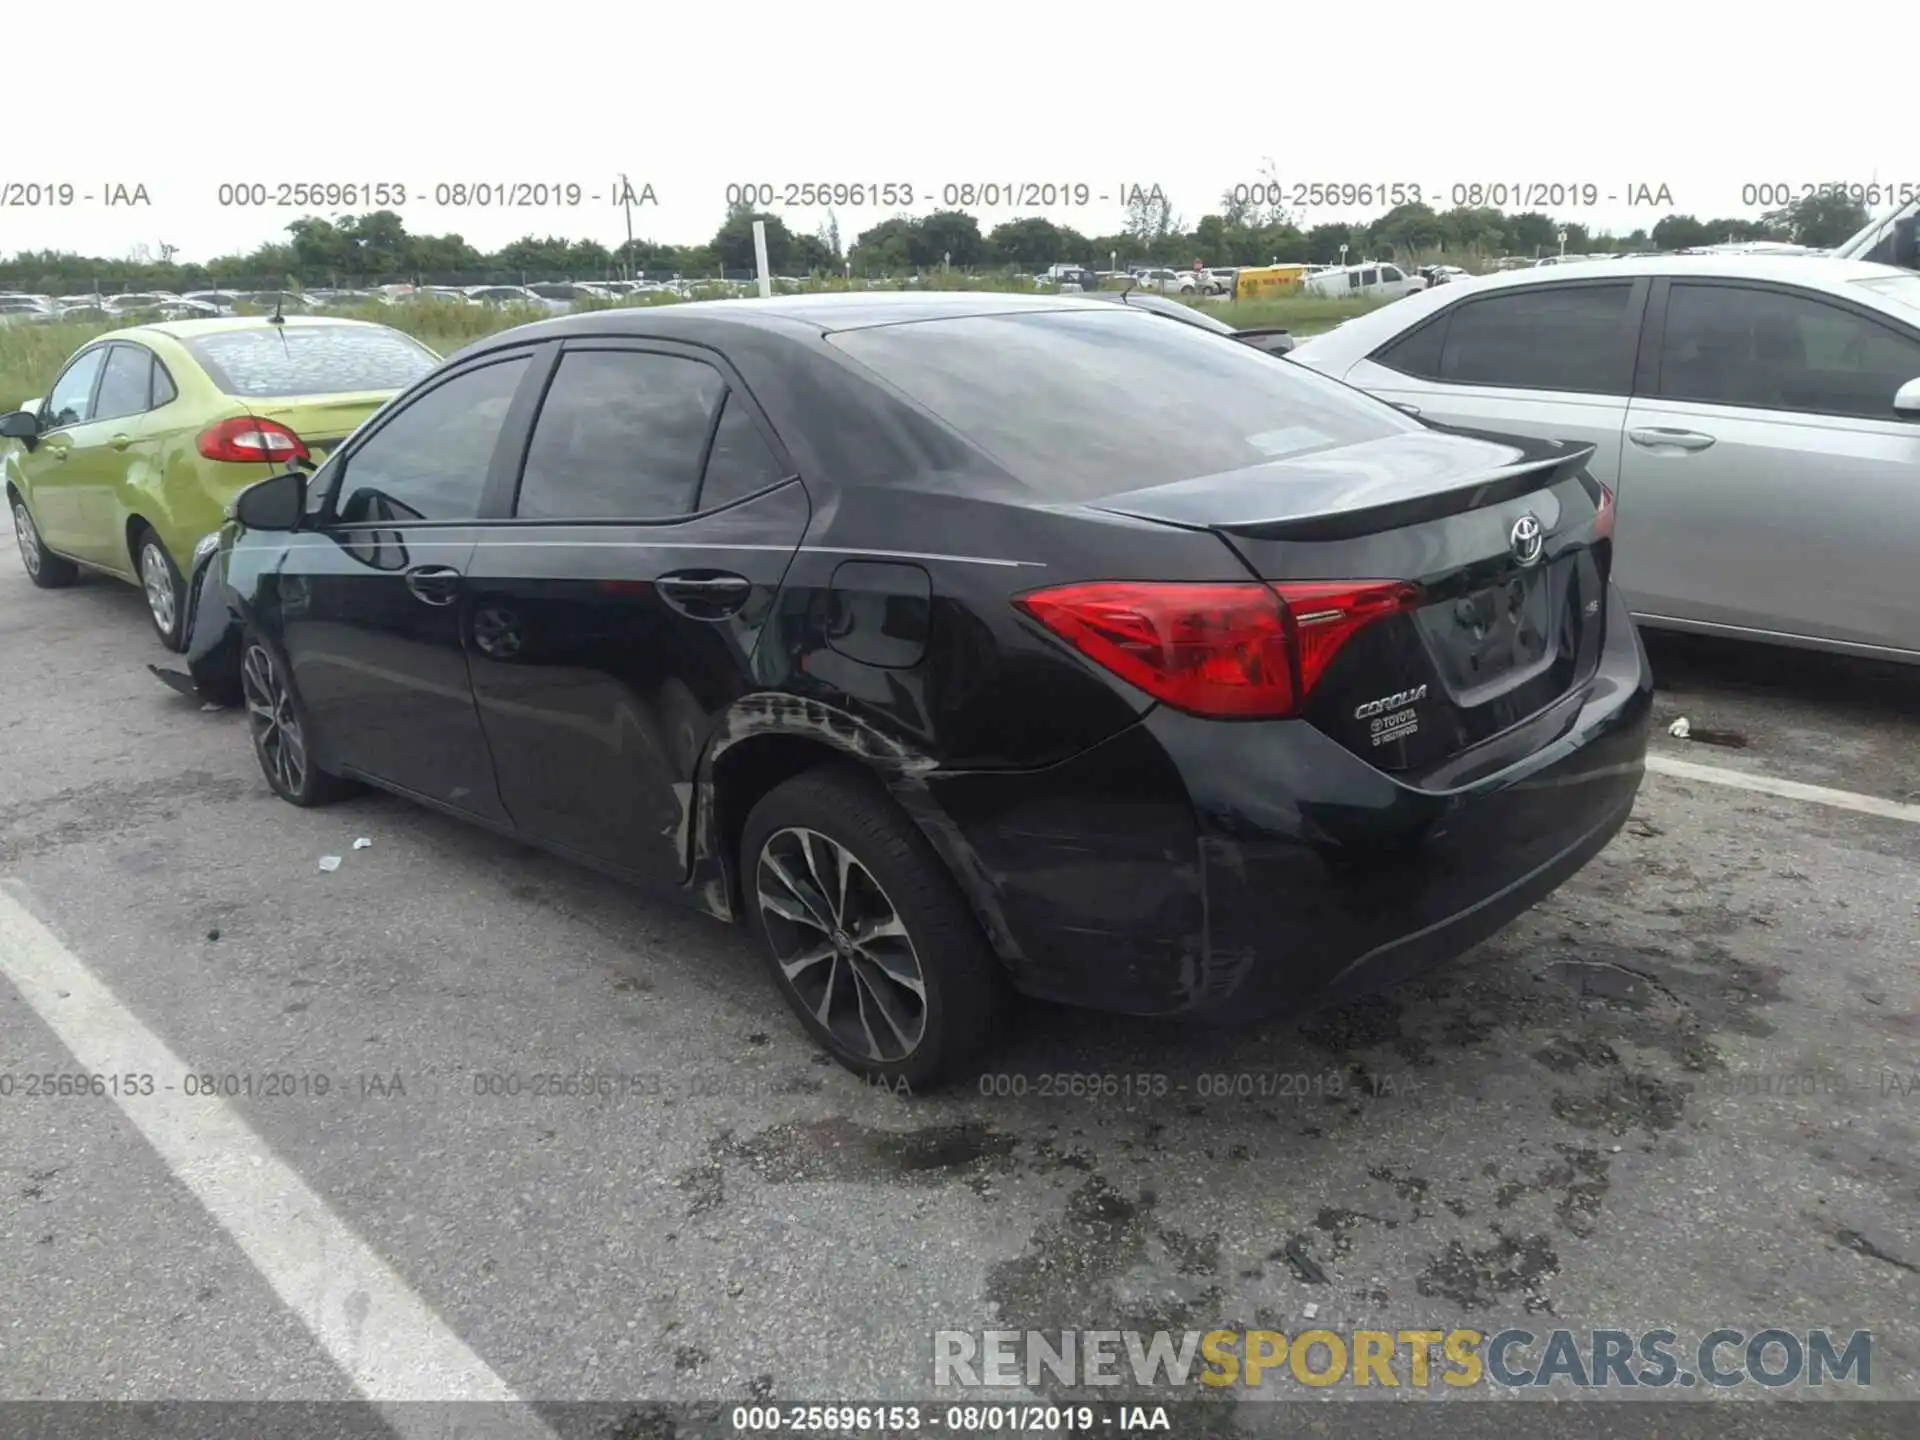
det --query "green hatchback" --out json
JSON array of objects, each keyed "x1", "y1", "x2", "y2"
[{"x1": 2, "y1": 315, "x2": 438, "y2": 648}]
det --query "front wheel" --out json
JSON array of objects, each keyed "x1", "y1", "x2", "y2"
[
  {"x1": 741, "y1": 765, "x2": 1006, "y2": 1090},
  {"x1": 240, "y1": 628, "x2": 355, "y2": 807},
  {"x1": 10, "y1": 494, "x2": 78, "y2": 588}
]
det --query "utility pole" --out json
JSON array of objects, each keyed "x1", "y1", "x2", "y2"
[{"x1": 620, "y1": 172, "x2": 637, "y2": 282}]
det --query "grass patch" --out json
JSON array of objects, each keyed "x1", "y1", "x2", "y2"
[{"x1": 0, "y1": 287, "x2": 1387, "y2": 414}]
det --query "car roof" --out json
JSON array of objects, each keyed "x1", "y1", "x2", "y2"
[
  {"x1": 1289, "y1": 254, "x2": 1917, "y2": 367},
  {"x1": 100, "y1": 314, "x2": 398, "y2": 344},
  {"x1": 476, "y1": 289, "x2": 1131, "y2": 345}
]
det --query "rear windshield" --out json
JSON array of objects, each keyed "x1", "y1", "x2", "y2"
[
  {"x1": 826, "y1": 309, "x2": 1416, "y2": 497},
  {"x1": 182, "y1": 324, "x2": 439, "y2": 398}
]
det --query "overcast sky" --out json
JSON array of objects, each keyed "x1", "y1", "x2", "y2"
[{"x1": 4, "y1": 0, "x2": 1909, "y2": 262}]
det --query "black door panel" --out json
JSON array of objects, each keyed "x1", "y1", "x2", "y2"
[
  {"x1": 278, "y1": 529, "x2": 506, "y2": 819},
  {"x1": 275, "y1": 351, "x2": 539, "y2": 819},
  {"x1": 464, "y1": 480, "x2": 811, "y2": 876}
]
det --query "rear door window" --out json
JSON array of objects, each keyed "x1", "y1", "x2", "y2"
[
  {"x1": 1371, "y1": 315, "x2": 1448, "y2": 379},
  {"x1": 1436, "y1": 282, "x2": 1635, "y2": 393},
  {"x1": 697, "y1": 392, "x2": 789, "y2": 510},
  {"x1": 826, "y1": 308, "x2": 1417, "y2": 499},
  {"x1": 93, "y1": 344, "x2": 156, "y2": 422},
  {"x1": 513, "y1": 350, "x2": 728, "y2": 520}
]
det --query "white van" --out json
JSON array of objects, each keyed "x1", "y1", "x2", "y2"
[{"x1": 1300, "y1": 261, "x2": 1422, "y2": 300}]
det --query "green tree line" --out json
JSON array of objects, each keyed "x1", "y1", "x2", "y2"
[{"x1": 0, "y1": 189, "x2": 1871, "y2": 295}]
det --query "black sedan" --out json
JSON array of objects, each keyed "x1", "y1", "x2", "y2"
[{"x1": 191, "y1": 291, "x2": 1652, "y2": 1087}]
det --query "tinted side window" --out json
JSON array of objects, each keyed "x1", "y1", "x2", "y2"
[
  {"x1": 514, "y1": 351, "x2": 725, "y2": 521},
  {"x1": 44, "y1": 348, "x2": 108, "y2": 429},
  {"x1": 93, "y1": 345, "x2": 155, "y2": 422},
  {"x1": 1438, "y1": 283, "x2": 1633, "y2": 393},
  {"x1": 1372, "y1": 316, "x2": 1448, "y2": 379},
  {"x1": 1657, "y1": 283, "x2": 1920, "y2": 419},
  {"x1": 698, "y1": 392, "x2": 789, "y2": 510},
  {"x1": 334, "y1": 357, "x2": 529, "y2": 523}
]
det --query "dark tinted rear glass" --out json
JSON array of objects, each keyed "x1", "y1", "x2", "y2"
[
  {"x1": 1437, "y1": 282, "x2": 1633, "y2": 392},
  {"x1": 826, "y1": 309, "x2": 1416, "y2": 497},
  {"x1": 182, "y1": 324, "x2": 438, "y2": 398}
]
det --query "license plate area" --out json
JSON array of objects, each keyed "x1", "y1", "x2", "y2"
[{"x1": 1413, "y1": 564, "x2": 1556, "y2": 698}]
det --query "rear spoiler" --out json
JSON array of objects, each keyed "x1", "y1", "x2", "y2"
[{"x1": 1092, "y1": 430, "x2": 1597, "y2": 543}]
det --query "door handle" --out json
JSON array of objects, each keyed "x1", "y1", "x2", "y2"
[
  {"x1": 1628, "y1": 427, "x2": 1715, "y2": 452},
  {"x1": 1390, "y1": 401, "x2": 1421, "y2": 417},
  {"x1": 656, "y1": 570, "x2": 752, "y2": 620},
  {"x1": 404, "y1": 565, "x2": 462, "y2": 606},
  {"x1": 109, "y1": 434, "x2": 132, "y2": 451}
]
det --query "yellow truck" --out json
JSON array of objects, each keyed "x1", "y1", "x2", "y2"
[{"x1": 1233, "y1": 264, "x2": 1311, "y2": 300}]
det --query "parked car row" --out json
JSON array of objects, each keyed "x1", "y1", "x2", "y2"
[
  {"x1": 0, "y1": 279, "x2": 700, "y2": 326},
  {"x1": 4, "y1": 288, "x2": 1649, "y2": 1087}
]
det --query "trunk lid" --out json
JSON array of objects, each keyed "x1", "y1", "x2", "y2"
[
  {"x1": 241, "y1": 390, "x2": 398, "y2": 458},
  {"x1": 1091, "y1": 428, "x2": 1613, "y2": 778}
]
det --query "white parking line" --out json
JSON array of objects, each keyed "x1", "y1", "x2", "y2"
[
  {"x1": 0, "y1": 884, "x2": 560, "y2": 1438},
  {"x1": 1647, "y1": 753, "x2": 1920, "y2": 825}
]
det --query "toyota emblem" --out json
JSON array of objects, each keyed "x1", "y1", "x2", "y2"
[{"x1": 1510, "y1": 513, "x2": 1544, "y2": 567}]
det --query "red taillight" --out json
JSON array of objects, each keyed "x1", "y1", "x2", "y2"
[
  {"x1": 1593, "y1": 483, "x2": 1615, "y2": 543},
  {"x1": 1272, "y1": 579, "x2": 1421, "y2": 697},
  {"x1": 1014, "y1": 579, "x2": 1416, "y2": 719},
  {"x1": 197, "y1": 416, "x2": 310, "y2": 464}
]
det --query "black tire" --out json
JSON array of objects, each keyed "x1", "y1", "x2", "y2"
[
  {"x1": 8, "y1": 489, "x2": 78, "y2": 589},
  {"x1": 239, "y1": 625, "x2": 356, "y2": 807},
  {"x1": 740, "y1": 764, "x2": 1006, "y2": 1091},
  {"x1": 133, "y1": 525, "x2": 188, "y2": 651}
]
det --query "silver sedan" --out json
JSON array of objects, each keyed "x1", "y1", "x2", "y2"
[{"x1": 1287, "y1": 251, "x2": 1920, "y2": 663}]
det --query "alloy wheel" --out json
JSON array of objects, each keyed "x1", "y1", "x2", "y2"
[
  {"x1": 140, "y1": 540, "x2": 176, "y2": 634},
  {"x1": 755, "y1": 826, "x2": 928, "y2": 1062},
  {"x1": 13, "y1": 502, "x2": 40, "y2": 578},
  {"x1": 241, "y1": 642, "x2": 309, "y2": 796}
]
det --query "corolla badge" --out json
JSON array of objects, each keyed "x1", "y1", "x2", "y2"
[
  {"x1": 1356, "y1": 683, "x2": 1426, "y2": 748},
  {"x1": 1510, "y1": 513, "x2": 1545, "y2": 567},
  {"x1": 1355, "y1": 685, "x2": 1427, "y2": 721}
]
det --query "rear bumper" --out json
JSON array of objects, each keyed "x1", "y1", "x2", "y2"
[{"x1": 920, "y1": 585, "x2": 1653, "y2": 1020}]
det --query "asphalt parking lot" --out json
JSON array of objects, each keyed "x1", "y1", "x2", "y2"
[{"x1": 1, "y1": 528, "x2": 1915, "y2": 1433}]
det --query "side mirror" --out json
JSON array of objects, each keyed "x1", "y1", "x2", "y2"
[
  {"x1": 233, "y1": 469, "x2": 306, "y2": 531},
  {"x1": 1893, "y1": 216, "x2": 1919, "y2": 270},
  {"x1": 0, "y1": 409, "x2": 41, "y2": 442},
  {"x1": 1894, "y1": 376, "x2": 1920, "y2": 418}
]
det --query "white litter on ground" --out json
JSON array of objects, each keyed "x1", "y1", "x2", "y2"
[
  {"x1": 318, "y1": 855, "x2": 342, "y2": 872},
  {"x1": 352, "y1": 837, "x2": 372, "y2": 850},
  {"x1": 1668, "y1": 717, "x2": 1691, "y2": 738}
]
